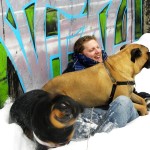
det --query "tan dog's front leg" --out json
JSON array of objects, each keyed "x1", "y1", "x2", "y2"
[
  {"x1": 131, "y1": 93, "x2": 148, "y2": 115},
  {"x1": 133, "y1": 103, "x2": 148, "y2": 116}
]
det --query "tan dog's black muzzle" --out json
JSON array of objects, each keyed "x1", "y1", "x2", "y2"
[{"x1": 144, "y1": 52, "x2": 150, "y2": 68}]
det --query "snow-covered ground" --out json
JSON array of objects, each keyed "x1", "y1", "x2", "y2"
[
  {"x1": 0, "y1": 33, "x2": 150, "y2": 150},
  {"x1": 0, "y1": 68, "x2": 150, "y2": 150}
]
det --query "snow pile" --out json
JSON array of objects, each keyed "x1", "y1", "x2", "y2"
[{"x1": 0, "y1": 100, "x2": 150, "y2": 150}]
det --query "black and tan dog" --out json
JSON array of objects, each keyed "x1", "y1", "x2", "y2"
[
  {"x1": 10, "y1": 90, "x2": 83, "y2": 150},
  {"x1": 42, "y1": 44, "x2": 150, "y2": 116}
]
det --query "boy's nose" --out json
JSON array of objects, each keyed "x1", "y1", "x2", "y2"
[{"x1": 95, "y1": 49, "x2": 101, "y2": 53}]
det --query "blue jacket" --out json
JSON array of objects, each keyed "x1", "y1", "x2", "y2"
[{"x1": 63, "y1": 50, "x2": 108, "y2": 73}]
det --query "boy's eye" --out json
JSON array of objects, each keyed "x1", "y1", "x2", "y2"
[{"x1": 89, "y1": 49, "x2": 94, "y2": 52}]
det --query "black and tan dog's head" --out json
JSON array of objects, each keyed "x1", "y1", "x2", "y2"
[
  {"x1": 120, "y1": 43, "x2": 150, "y2": 73},
  {"x1": 10, "y1": 90, "x2": 83, "y2": 149},
  {"x1": 49, "y1": 94, "x2": 83, "y2": 129},
  {"x1": 31, "y1": 92, "x2": 83, "y2": 148}
]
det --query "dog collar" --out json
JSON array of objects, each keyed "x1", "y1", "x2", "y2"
[
  {"x1": 33, "y1": 132, "x2": 58, "y2": 148},
  {"x1": 108, "y1": 81, "x2": 135, "y2": 104},
  {"x1": 103, "y1": 62, "x2": 135, "y2": 104}
]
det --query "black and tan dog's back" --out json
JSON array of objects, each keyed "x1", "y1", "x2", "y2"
[{"x1": 10, "y1": 90, "x2": 83, "y2": 150}]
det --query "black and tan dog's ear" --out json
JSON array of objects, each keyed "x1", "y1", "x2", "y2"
[{"x1": 131, "y1": 48, "x2": 142, "y2": 63}]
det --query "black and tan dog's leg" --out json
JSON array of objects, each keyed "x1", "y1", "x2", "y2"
[{"x1": 131, "y1": 93, "x2": 148, "y2": 115}]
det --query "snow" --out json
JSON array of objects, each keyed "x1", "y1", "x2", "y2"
[
  {"x1": 135, "y1": 68, "x2": 150, "y2": 94},
  {"x1": 1, "y1": 92, "x2": 150, "y2": 150},
  {"x1": 0, "y1": 33, "x2": 150, "y2": 150}
]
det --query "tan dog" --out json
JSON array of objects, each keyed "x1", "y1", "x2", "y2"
[{"x1": 42, "y1": 44, "x2": 150, "y2": 116}]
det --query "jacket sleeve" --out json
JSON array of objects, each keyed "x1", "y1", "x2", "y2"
[{"x1": 62, "y1": 62, "x2": 75, "y2": 74}]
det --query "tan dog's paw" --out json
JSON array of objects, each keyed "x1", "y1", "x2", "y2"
[
  {"x1": 138, "y1": 105, "x2": 148, "y2": 116},
  {"x1": 134, "y1": 103, "x2": 148, "y2": 116}
]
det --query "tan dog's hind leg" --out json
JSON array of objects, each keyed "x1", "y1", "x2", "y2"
[{"x1": 131, "y1": 93, "x2": 148, "y2": 115}]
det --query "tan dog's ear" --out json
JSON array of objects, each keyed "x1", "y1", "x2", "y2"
[
  {"x1": 120, "y1": 44, "x2": 127, "y2": 50},
  {"x1": 131, "y1": 48, "x2": 142, "y2": 63}
]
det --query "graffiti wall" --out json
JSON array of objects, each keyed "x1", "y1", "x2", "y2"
[{"x1": 0, "y1": 0, "x2": 143, "y2": 108}]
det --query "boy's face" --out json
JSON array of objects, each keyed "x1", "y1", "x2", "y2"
[{"x1": 82, "y1": 39, "x2": 103, "y2": 62}]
